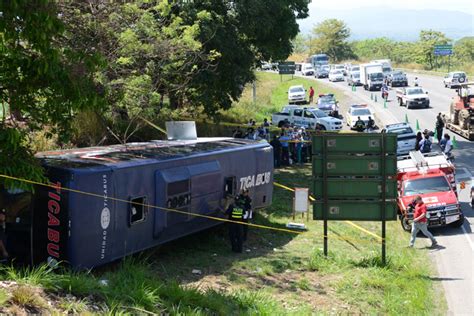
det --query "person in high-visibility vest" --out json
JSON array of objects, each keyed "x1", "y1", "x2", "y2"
[
  {"x1": 236, "y1": 189, "x2": 253, "y2": 242},
  {"x1": 226, "y1": 196, "x2": 245, "y2": 253}
]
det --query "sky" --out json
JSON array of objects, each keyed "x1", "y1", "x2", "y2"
[{"x1": 308, "y1": 0, "x2": 474, "y2": 14}]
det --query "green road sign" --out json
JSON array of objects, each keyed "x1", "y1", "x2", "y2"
[
  {"x1": 312, "y1": 155, "x2": 397, "y2": 176},
  {"x1": 313, "y1": 178, "x2": 397, "y2": 199},
  {"x1": 278, "y1": 61, "x2": 296, "y2": 75},
  {"x1": 313, "y1": 200, "x2": 397, "y2": 221},
  {"x1": 434, "y1": 44, "x2": 453, "y2": 50},
  {"x1": 312, "y1": 133, "x2": 397, "y2": 154}
]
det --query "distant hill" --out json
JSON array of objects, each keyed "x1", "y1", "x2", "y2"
[{"x1": 298, "y1": 7, "x2": 474, "y2": 42}]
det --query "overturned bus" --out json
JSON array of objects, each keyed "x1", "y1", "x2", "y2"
[{"x1": 2, "y1": 137, "x2": 273, "y2": 269}]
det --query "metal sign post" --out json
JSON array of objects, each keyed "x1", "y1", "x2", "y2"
[{"x1": 278, "y1": 61, "x2": 296, "y2": 83}]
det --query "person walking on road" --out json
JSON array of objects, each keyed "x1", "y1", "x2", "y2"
[
  {"x1": 413, "y1": 77, "x2": 419, "y2": 87},
  {"x1": 309, "y1": 86, "x2": 315, "y2": 104},
  {"x1": 435, "y1": 113, "x2": 445, "y2": 143},
  {"x1": 409, "y1": 196, "x2": 438, "y2": 248}
]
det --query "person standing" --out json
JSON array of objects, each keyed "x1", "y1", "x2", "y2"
[
  {"x1": 269, "y1": 134, "x2": 282, "y2": 168},
  {"x1": 409, "y1": 196, "x2": 438, "y2": 248},
  {"x1": 279, "y1": 132, "x2": 290, "y2": 166},
  {"x1": 237, "y1": 189, "x2": 252, "y2": 242},
  {"x1": 309, "y1": 86, "x2": 315, "y2": 104},
  {"x1": 435, "y1": 113, "x2": 445, "y2": 143},
  {"x1": 226, "y1": 196, "x2": 244, "y2": 253},
  {"x1": 415, "y1": 131, "x2": 423, "y2": 151}
]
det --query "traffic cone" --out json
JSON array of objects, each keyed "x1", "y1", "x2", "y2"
[
  {"x1": 374, "y1": 95, "x2": 378, "y2": 102},
  {"x1": 405, "y1": 114, "x2": 409, "y2": 123},
  {"x1": 371, "y1": 93, "x2": 373, "y2": 100},
  {"x1": 452, "y1": 136, "x2": 457, "y2": 149},
  {"x1": 416, "y1": 119, "x2": 420, "y2": 131}
]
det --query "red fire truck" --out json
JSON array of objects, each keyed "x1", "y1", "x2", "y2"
[{"x1": 397, "y1": 151, "x2": 464, "y2": 231}]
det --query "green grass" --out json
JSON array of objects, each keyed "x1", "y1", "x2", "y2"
[
  {"x1": 0, "y1": 164, "x2": 443, "y2": 314},
  {"x1": 220, "y1": 72, "x2": 346, "y2": 124}
]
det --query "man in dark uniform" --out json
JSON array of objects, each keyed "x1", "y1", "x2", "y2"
[
  {"x1": 237, "y1": 189, "x2": 253, "y2": 242},
  {"x1": 226, "y1": 195, "x2": 244, "y2": 253},
  {"x1": 354, "y1": 116, "x2": 365, "y2": 132}
]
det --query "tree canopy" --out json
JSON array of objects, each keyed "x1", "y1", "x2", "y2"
[{"x1": 310, "y1": 19, "x2": 354, "y2": 62}]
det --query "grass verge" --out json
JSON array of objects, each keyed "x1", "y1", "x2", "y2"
[{"x1": 0, "y1": 165, "x2": 444, "y2": 314}]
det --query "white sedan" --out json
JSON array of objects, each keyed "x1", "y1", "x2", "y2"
[
  {"x1": 328, "y1": 70, "x2": 344, "y2": 82},
  {"x1": 346, "y1": 105, "x2": 373, "y2": 129}
]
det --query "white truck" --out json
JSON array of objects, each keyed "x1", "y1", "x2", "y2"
[
  {"x1": 371, "y1": 59, "x2": 392, "y2": 77},
  {"x1": 396, "y1": 87, "x2": 430, "y2": 109},
  {"x1": 360, "y1": 63, "x2": 384, "y2": 91},
  {"x1": 272, "y1": 106, "x2": 343, "y2": 130}
]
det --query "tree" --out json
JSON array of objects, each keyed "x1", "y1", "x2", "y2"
[
  {"x1": 291, "y1": 33, "x2": 308, "y2": 55},
  {"x1": 311, "y1": 19, "x2": 354, "y2": 62},
  {"x1": 454, "y1": 37, "x2": 474, "y2": 63},
  {"x1": 175, "y1": 0, "x2": 310, "y2": 116},
  {"x1": 415, "y1": 30, "x2": 450, "y2": 69},
  {"x1": 0, "y1": 1, "x2": 104, "y2": 189}
]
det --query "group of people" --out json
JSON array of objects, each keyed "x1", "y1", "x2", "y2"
[
  {"x1": 232, "y1": 118, "x2": 271, "y2": 140},
  {"x1": 269, "y1": 127, "x2": 312, "y2": 168},
  {"x1": 354, "y1": 116, "x2": 376, "y2": 132},
  {"x1": 415, "y1": 113, "x2": 453, "y2": 156}
]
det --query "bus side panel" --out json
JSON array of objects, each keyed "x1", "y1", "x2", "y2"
[{"x1": 67, "y1": 170, "x2": 116, "y2": 269}]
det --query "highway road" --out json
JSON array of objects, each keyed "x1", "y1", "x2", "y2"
[{"x1": 310, "y1": 71, "x2": 474, "y2": 315}]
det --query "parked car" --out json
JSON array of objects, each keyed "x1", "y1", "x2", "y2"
[
  {"x1": 346, "y1": 71, "x2": 361, "y2": 86},
  {"x1": 443, "y1": 72, "x2": 468, "y2": 88},
  {"x1": 315, "y1": 65, "x2": 330, "y2": 78},
  {"x1": 387, "y1": 71, "x2": 408, "y2": 87},
  {"x1": 328, "y1": 70, "x2": 344, "y2": 82},
  {"x1": 332, "y1": 64, "x2": 345, "y2": 72},
  {"x1": 346, "y1": 104, "x2": 373, "y2": 129},
  {"x1": 383, "y1": 123, "x2": 417, "y2": 155},
  {"x1": 396, "y1": 87, "x2": 430, "y2": 109},
  {"x1": 287, "y1": 85, "x2": 306, "y2": 104},
  {"x1": 271, "y1": 106, "x2": 343, "y2": 130},
  {"x1": 316, "y1": 94, "x2": 338, "y2": 114},
  {"x1": 260, "y1": 62, "x2": 272, "y2": 71},
  {"x1": 301, "y1": 63, "x2": 315, "y2": 76}
]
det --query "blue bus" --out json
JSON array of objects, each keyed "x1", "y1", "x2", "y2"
[
  {"x1": 308, "y1": 54, "x2": 329, "y2": 68},
  {"x1": 2, "y1": 138, "x2": 273, "y2": 269}
]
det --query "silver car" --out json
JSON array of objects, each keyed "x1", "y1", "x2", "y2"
[{"x1": 384, "y1": 123, "x2": 417, "y2": 155}]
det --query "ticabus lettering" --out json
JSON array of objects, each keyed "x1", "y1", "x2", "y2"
[
  {"x1": 46, "y1": 182, "x2": 62, "y2": 258},
  {"x1": 239, "y1": 172, "x2": 271, "y2": 190}
]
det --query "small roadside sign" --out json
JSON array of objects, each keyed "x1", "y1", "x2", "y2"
[{"x1": 278, "y1": 61, "x2": 296, "y2": 75}]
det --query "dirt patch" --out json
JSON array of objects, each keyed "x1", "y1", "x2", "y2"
[{"x1": 184, "y1": 268, "x2": 354, "y2": 313}]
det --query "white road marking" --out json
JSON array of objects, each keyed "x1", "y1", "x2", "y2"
[{"x1": 461, "y1": 225, "x2": 474, "y2": 252}]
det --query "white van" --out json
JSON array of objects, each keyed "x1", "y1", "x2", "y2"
[{"x1": 301, "y1": 63, "x2": 314, "y2": 76}]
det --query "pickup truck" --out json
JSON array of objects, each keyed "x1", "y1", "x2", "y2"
[
  {"x1": 397, "y1": 151, "x2": 463, "y2": 231},
  {"x1": 272, "y1": 106, "x2": 342, "y2": 130},
  {"x1": 396, "y1": 87, "x2": 430, "y2": 109}
]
